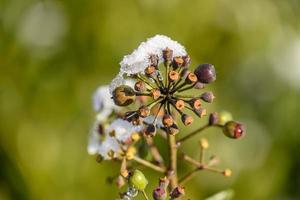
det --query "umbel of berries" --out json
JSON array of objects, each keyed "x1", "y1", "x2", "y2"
[
  {"x1": 111, "y1": 36, "x2": 218, "y2": 137},
  {"x1": 88, "y1": 35, "x2": 245, "y2": 200}
]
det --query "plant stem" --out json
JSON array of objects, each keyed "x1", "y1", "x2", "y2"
[
  {"x1": 176, "y1": 124, "x2": 210, "y2": 145},
  {"x1": 133, "y1": 156, "x2": 165, "y2": 173},
  {"x1": 168, "y1": 134, "x2": 178, "y2": 189},
  {"x1": 145, "y1": 137, "x2": 166, "y2": 169},
  {"x1": 141, "y1": 190, "x2": 149, "y2": 200}
]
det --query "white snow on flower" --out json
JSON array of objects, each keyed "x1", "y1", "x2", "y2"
[
  {"x1": 120, "y1": 35, "x2": 187, "y2": 75},
  {"x1": 106, "y1": 118, "x2": 142, "y2": 142},
  {"x1": 87, "y1": 118, "x2": 141, "y2": 160},
  {"x1": 109, "y1": 35, "x2": 187, "y2": 93},
  {"x1": 92, "y1": 85, "x2": 120, "y2": 122},
  {"x1": 143, "y1": 115, "x2": 163, "y2": 128}
]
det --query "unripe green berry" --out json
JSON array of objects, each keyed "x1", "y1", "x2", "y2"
[
  {"x1": 218, "y1": 111, "x2": 233, "y2": 125},
  {"x1": 129, "y1": 170, "x2": 148, "y2": 190}
]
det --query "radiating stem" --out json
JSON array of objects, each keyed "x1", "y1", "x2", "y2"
[
  {"x1": 133, "y1": 156, "x2": 165, "y2": 173},
  {"x1": 176, "y1": 83, "x2": 196, "y2": 93},
  {"x1": 145, "y1": 137, "x2": 166, "y2": 169},
  {"x1": 176, "y1": 124, "x2": 210, "y2": 145}
]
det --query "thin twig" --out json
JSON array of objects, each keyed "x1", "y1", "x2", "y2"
[
  {"x1": 176, "y1": 124, "x2": 210, "y2": 145},
  {"x1": 145, "y1": 137, "x2": 166, "y2": 169},
  {"x1": 141, "y1": 190, "x2": 149, "y2": 200},
  {"x1": 132, "y1": 156, "x2": 165, "y2": 173}
]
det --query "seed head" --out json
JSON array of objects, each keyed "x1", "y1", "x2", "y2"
[
  {"x1": 162, "y1": 47, "x2": 173, "y2": 64},
  {"x1": 145, "y1": 66, "x2": 156, "y2": 76},
  {"x1": 189, "y1": 98, "x2": 201, "y2": 110},
  {"x1": 138, "y1": 105, "x2": 150, "y2": 118},
  {"x1": 185, "y1": 72, "x2": 198, "y2": 84},
  {"x1": 194, "y1": 108, "x2": 207, "y2": 118},
  {"x1": 134, "y1": 81, "x2": 145, "y2": 92},
  {"x1": 169, "y1": 71, "x2": 179, "y2": 82},
  {"x1": 170, "y1": 186, "x2": 185, "y2": 199},
  {"x1": 144, "y1": 124, "x2": 157, "y2": 137},
  {"x1": 175, "y1": 100, "x2": 185, "y2": 110},
  {"x1": 151, "y1": 89, "x2": 161, "y2": 100},
  {"x1": 172, "y1": 56, "x2": 184, "y2": 69},
  {"x1": 162, "y1": 114, "x2": 174, "y2": 127},
  {"x1": 181, "y1": 114, "x2": 194, "y2": 126}
]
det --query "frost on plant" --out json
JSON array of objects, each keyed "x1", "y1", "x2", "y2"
[{"x1": 88, "y1": 35, "x2": 245, "y2": 200}]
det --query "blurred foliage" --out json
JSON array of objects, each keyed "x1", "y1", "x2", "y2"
[{"x1": 1, "y1": 0, "x2": 300, "y2": 199}]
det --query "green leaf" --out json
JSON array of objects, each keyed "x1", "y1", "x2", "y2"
[{"x1": 205, "y1": 189, "x2": 234, "y2": 200}]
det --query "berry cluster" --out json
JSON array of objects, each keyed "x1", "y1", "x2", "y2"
[{"x1": 89, "y1": 35, "x2": 245, "y2": 200}]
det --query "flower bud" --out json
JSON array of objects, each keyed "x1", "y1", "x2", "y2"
[
  {"x1": 145, "y1": 66, "x2": 156, "y2": 76},
  {"x1": 172, "y1": 56, "x2": 184, "y2": 69},
  {"x1": 194, "y1": 63, "x2": 216, "y2": 83},
  {"x1": 194, "y1": 82, "x2": 205, "y2": 89},
  {"x1": 218, "y1": 111, "x2": 233, "y2": 125},
  {"x1": 170, "y1": 186, "x2": 185, "y2": 199},
  {"x1": 138, "y1": 105, "x2": 150, "y2": 118},
  {"x1": 150, "y1": 54, "x2": 159, "y2": 67},
  {"x1": 144, "y1": 124, "x2": 157, "y2": 137},
  {"x1": 159, "y1": 176, "x2": 170, "y2": 189},
  {"x1": 131, "y1": 133, "x2": 140, "y2": 142},
  {"x1": 129, "y1": 170, "x2": 148, "y2": 190},
  {"x1": 185, "y1": 72, "x2": 198, "y2": 84},
  {"x1": 116, "y1": 175, "x2": 125, "y2": 188},
  {"x1": 163, "y1": 47, "x2": 173, "y2": 64},
  {"x1": 153, "y1": 187, "x2": 167, "y2": 200},
  {"x1": 134, "y1": 81, "x2": 145, "y2": 92},
  {"x1": 182, "y1": 55, "x2": 191, "y2": 67},
  {"x1": 112, "y1": 85, "x2": 136, "y2": 106},
  {"x1": 181, "y1": 114, "x2": 194, "y2": 126},
  {"x1": 209, "y1": 112, "x2": 219, "y2": 125},
  {"x1": 162, "y1": 114, "x2": 174, "y2": 127},
  {"x1": 200, "y1": 138, "x2": 209, "y2": 149},
  {"x1": 126, "y1": 146, "x2": 137, "y2": 160},
  {"x1": 194, "y1": 108, "x2": 207, "y2": 118},
  {"x1": 223, "y1": 169, "x2": 232, "y2": 177},
  {"x1": 200, "y1": 91, "x2": 215, "y2": 103},
  {"x1": 223, "y1": 121, "x2": 245, "y2": 139},
  {"x1": 169, "y1": 71, "x2": 179, "y2": 82},
  {"x1": 168, "y1": 123, "x2": 179, "y2": 135}
]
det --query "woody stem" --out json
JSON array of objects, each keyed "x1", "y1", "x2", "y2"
[{"x1": 168, "y1": 134, "x2": 178, "y2": 189}]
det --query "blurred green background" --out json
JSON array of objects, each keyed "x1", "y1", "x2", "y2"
[{"x1": 1, "y1": 0, "x2": 300, "y2": 199}]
